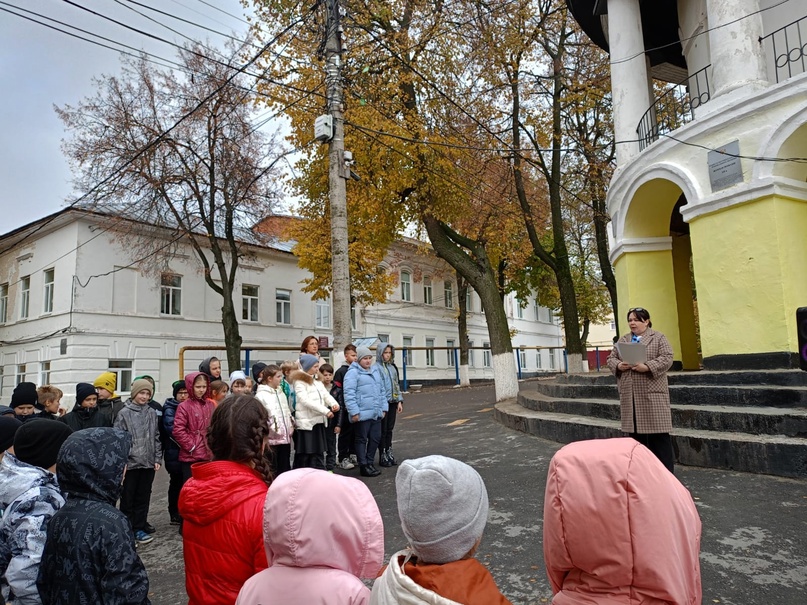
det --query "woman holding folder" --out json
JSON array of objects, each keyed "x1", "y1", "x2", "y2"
[{"x1": 607, "y1": 307, "x2": 675, "y2": 473}]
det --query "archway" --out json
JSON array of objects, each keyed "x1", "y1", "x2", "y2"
[{"x1": 618, "y1": 177, "x2": 700, "y2": 370}]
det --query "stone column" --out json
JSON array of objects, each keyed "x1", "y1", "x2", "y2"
[
  {"x1": 607, "y1": 0, "x2": 653, "y2": 166},
  {"x1": 705, "y1": 0, "x2": 768, "y2": 97}
]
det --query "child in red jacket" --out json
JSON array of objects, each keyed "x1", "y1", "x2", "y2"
[{"x1": 179, "y1": 394, "x2": 272, "y2": 605}]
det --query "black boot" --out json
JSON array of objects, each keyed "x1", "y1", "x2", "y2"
[
  {"x1": 360, "y1": 465, "x2": 381, "y2": 477},
  {"x1": 379, "y1": 449, "x2": 393, "y2": 467},
  {"x1": 387, "y1": 448, "x2": 398, "y2": 466}
]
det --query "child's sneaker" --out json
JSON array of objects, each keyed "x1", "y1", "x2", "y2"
[
  {"x1": 339, "y1": 458, "x2": 355, "y2": 470},
  {"x1": 135, "y1": 530, "x2": 154, "y2": 545},
  {"x1": 349, "y1": 454, "x2": 358, "y2": 465}
]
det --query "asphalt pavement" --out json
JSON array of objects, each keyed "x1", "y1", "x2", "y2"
[{"x1": 140, "y1": 382, "x2": 807, "y2": 604}]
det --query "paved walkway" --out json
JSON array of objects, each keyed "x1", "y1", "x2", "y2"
[{"x1": 141, "y1": 383, "x2": 807, "y2": 604}]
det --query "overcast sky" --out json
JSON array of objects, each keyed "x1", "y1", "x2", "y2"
[{"x1": 0, "y1": 0, "x2": 270, "y2": 233}]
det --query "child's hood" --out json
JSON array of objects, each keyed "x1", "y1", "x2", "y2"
[
  {"x1": 184, "y1": 371, "x2": 210, "y2": 403},
  {"x1": 56, "y1": 428, "x2": 131, "y2": 504},
  {"x1": 0, "y1": 452, "x2": 58, "y2": 510},
  {"x1": 543, "y1": 438, "x2": 702, "y2": 605},
  {"x1": 288, "y1": 369, "x2": 314, "y2": 386},
  {"x1": 376, "y1": 344, "x2": 395, "y2": 364},
  {"x1": 263, "y1": 468, "x2": 384, "y2": 579},
  {"x1": 180, "y1": 461, "x2": 267, "y2": 526}
]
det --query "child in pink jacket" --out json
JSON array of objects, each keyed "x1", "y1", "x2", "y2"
[
  {"x1": 543, "y1": 438, "x2": 702, "y2": 605},
  {"x1": 235, "y1": 468, "x2": 385, "y2": 605}
]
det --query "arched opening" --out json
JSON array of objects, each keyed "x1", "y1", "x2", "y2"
[{"x1": 620, "y1": 177, "x2": 700, "y2": 370}]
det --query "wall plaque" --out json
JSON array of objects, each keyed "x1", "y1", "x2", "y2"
[{"x1": 708, "y1": 140, "x2": 744, "y2": 192}]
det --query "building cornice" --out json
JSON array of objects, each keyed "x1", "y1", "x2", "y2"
[
  {"x1": 680, "y1": 176, "x2": 807, "y2": 222},
  {"x1": 610, "y1": 237, "x2": 673, "y2": 264}
]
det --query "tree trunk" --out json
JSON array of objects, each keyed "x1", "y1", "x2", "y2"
[
  {"x1": 423, "y1": 215, "x2": 518, "y2": 401},
  {"x1": 218, "y1": 282, "x2": 243, "y2": 375},
  {"x1": 456, "y1": 272, "x2": 471, "y2": 387},
  {"x1": 592, "y1": 191, "x2": 619, "y2": 336}
]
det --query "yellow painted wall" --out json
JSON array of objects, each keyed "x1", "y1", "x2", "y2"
[
  {"x1": 671, "y1": 235, "x2": 700, "y2": 369},
  {"x1": 612, "y1": 249, "x2": 683, "y2": 363},
  {"x1": 689, "y1": 195, "x2": 807, "y2": 358}
]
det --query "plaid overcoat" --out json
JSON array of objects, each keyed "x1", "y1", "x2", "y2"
[{"x1": 606, "y1": 329, "x2": 674, "y2": 433}]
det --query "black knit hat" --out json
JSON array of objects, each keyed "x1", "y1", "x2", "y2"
[
  {"x1": 172, "y1": 380, "x2": 186, "y2": 399},
  {"x1": 14, "y1": 419, "x2": 73, "y2": 470},
  {"x1": 0, "y1": 416, "x2": 22, "y2": 451},
  {"x1": 76, "y1": 383, "x2": 97, "y2": 407},
  {"x1": 10, "y1": 382, "x2": 38, "y2": 409},
  {"x1": 251, "y1": 362, "x2": 267, "y2": 383}
]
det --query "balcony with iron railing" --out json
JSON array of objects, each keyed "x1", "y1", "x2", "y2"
[
  {"x1": 636, "y1": 66, "x2": 711, "y2": 151},
  {"x1": 760, "y1": 14, "x2": 807, "y2": 84}
]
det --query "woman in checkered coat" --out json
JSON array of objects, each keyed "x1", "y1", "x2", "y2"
[{"x1": 607, "y1": 307, "x2": 675, "y2": 473}]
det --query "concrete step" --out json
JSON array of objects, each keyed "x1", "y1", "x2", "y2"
[
  {"x1": 494, "y1": 399, "x2": 807, "y2": 478},
  {"x1": 529, "y1": 381, "x2": 807, "y2": 408},
  {"x1": 518, "y1": 391, "x2": 807, "y2": 437},
  {"x1": 554, "y1": 369, "x2": 807, "y2": 387}
]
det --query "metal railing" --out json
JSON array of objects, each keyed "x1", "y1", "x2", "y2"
[
  {"x1": 760, "y1": 15, "x2": 807, "y2": 83},
  {"x1": 177, "y1": 344, "x2": 570, "y2": 388},
  {"x1": 637, "y1": 66, "x2": 711, "y2": 151}
]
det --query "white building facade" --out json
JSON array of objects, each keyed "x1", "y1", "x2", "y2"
[{"x1": 0, "y1": 210, "x2": 563, "y2": 405}]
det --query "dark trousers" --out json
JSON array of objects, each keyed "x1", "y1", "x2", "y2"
[
  {"x1": 338, "y1": 422, "x2": 355, "y2": 461},
  {"x1": 120, "y1": 468, "x2": 156, "y2": 532},
  {"x1": 267, "y1": 443, "x2": 292, "y2": 475},
  {"x1": 294, "y1": 452, "x2": 325, "y2": 469},
  {"x1": 354, "y1": 418, "x2": 382, "y2": 466},
  {"x1": 630, "y1": 432, "x2": 675, "y2": 474},
  {"x1": 167, "y1": 469, "x2": 183, "y2": 518},
  {"x1": 381, "y1": 403, "x2": 399, "y2": 450},
  {"x1": 325, "y1": 418, "x2": 338, "y2": 470}
]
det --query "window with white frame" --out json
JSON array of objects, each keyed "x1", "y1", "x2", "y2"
[
  {"x1": 536, "y1": 350, "x2": 543, "y2": 369},
  {"x1": 160, "y1": 273, "x2": 182, "y2": 316},
  {"x1": 610, "y1": 320, "x2": 616, "y2": 330},
  {"x1": 0, "y1": 283, "x2": 7, "y2": 324},
  {"x1": 444, "y1": 281, "x2": 453, "y2": 308},
  {"x1": 423, "y1": 277, "x2": 433, "y2": 305},
  {"x1": 16, "y1": 364, "x2": 26, "y2": 386},
  {"x1": 351, "y1": 304, "x2": 357, "y2": 330},
  {"x1": 242, "y1": 285, "x2": 259, "y2": 322},
  {"x1": 276, "y1": 289, "x2": 291, "y2": 324},
  {"x1": 466, "y1": 288, "x2": 473, "y2": 313},
  {"x1": 516, "y1": 298, "x2": 524, "y2": 319},
  {"x1": 108, "y1": 360, "x2": 133, "y2": 393},
  {"x1": 549, "y1": 349, "x2": 557, "y2": 370},
  {"x1": 316, "y1": 298, "x2": 331, "y2": 329},
  {"x1": 483, "y1": 342, "x2": 492, "y2": 368},
  {"x1": 0, "y1": 366, "x2": 4, "y2": 392},
  {"x1": 40, "y1": 361, "x2": 51, "y2": 385},
  {"x1": 468, "y1": 341, "x2": 475, "y2": 367},
  {"x1": 533, "y1": 298, "x2": 540, "y2": 320},
  {"x1": 519, "y1": 348, "x2": 527, "y2": 369},
  {"x1": 402, "y1": 336, "x2": 413, "y2": 366},
  {"x1": 400, "y1": 271, "x2": 411, "y2": 302},
  {"x1": 425, "y1": 338, "x2": 435, "y2": 366},
  {"x1": 43, "y1": 268, "x2": 54, "y2": 314},
  {"x1": 378, "y1": 333, "x2": 389, "y2": 344},
  {"x1": 446, "y1": 339, "x2": 456, "y2": 367},
  {"x1": 20, "y1": 276, "x2": 30, "y2": 320}
]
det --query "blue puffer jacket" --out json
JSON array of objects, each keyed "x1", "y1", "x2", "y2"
[{"x1": 343, "y1": 362, "x2": 388, "y2": 422}]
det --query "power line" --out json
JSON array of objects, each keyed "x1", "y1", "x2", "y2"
[{"x1": 0, "y1": 5, "x2": 317, "y2": 257}]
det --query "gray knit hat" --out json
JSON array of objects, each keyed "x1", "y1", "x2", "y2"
[
  {"x1": 396, "y1": 455, "x2": 489, "y2": 564},
  {"x1": 299, "y1": 354, "x2": 319, "y2": 372},
  {"x1": 356, "y1": 346, "x2": 373, "y2": 361}
]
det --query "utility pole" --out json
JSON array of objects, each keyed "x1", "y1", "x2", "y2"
[{"x1": 325, "y1": 0, "x2": 351, "y2": 357}]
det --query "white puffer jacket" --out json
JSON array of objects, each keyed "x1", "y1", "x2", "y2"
[
  {"x1": 289, "y1": 370, "x2": 338, "y2": 431},
  {"x1": 255, "y1": 384, "x2": 294, "y2": 445}
]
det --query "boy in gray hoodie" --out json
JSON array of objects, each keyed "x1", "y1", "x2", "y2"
[{"x1": 113, "y1": 378, "x2": 162, "y2": 545}]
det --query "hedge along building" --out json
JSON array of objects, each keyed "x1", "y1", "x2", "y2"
[{"x1": 568, "y1": 0, "x2": 807, "y2": 370}]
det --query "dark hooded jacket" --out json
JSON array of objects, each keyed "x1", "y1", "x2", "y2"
[
  {"x1": 96, "y1": 396, "x2": 123, "y2": 426},
  {"x1": 36, "y1": 428, "x2": 150, "y2": 605},
  {"x1": 160, "y1": 397, "x2": 182, "y2": 474},
  {"x1": 59, "y1": 404, "x2": 108, "y2": 432}
]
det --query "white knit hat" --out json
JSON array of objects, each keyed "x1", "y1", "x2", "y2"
[{"x1": 396, "y1": 455, "x2": 489, "y2": 564}]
